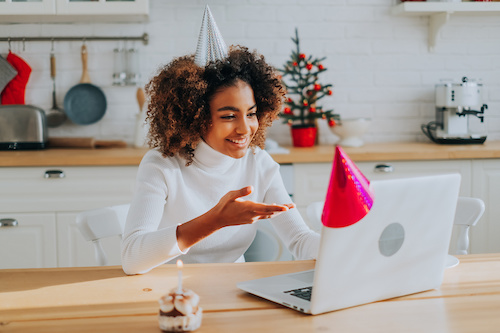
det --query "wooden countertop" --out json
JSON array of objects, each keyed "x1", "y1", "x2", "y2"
[
  {"x1": 1, "y1": 254, "x2": 500, "y2": 332},
  {"x1": 2, "y1": 141, "x2": 500, "y2": 167}
]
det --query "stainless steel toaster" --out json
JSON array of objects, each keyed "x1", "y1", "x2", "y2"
[{"x1": 0, "y1": 105, "x2": 48, "y2": 150}]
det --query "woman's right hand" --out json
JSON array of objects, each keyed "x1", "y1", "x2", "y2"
[
  {"x1": 213, "y1": 186, "x2": 293, "y2": 227},
  {"x1": 176, "y1": 186, "x2": 293, "y2": 251}
]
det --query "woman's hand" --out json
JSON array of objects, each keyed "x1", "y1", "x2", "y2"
[
  {"x1": 213, "y1": 186, "x2": 294, "y2": 227},
  {"x1": 176, "y1": 186, "x2": 294, "y2": 251}
]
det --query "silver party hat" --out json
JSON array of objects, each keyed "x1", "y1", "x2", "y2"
[{"x1": 194, "y1": 5, "x2": 228, "y2": 67}]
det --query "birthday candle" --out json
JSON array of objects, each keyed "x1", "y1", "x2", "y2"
[{"x1": 177, "y1": 260, "x2": 183, "y2": 294}]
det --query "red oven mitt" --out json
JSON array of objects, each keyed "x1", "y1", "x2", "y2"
[{"x1": 1, "y1": 51, "x2": 32, "y2": 105}]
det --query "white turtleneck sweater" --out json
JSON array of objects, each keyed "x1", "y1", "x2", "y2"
[{"x1": 121, "y1": 141, "x2": 320, "y2": 275}]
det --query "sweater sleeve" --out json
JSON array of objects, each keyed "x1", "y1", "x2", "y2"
[
  {"x1": 121, "y1": 152, "x2": 187, "y2": 275},
  {"x1": 261, "y1": 157, "x2": 320, "y2": 260}
]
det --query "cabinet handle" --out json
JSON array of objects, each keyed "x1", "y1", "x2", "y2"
[
  {"x1": 374, "y1": 164, "x2": 394, "y2": 173},
  {"x1": 0, "y1": 218, "x2": 18, "y2": 227},
  {"x1": 44, "y1": 169, "x2": 65, "y2": 179}
]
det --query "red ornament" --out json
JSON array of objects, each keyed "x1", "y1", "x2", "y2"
[
  {"x1": 293, "y1": 62, "x2": 298, "y2": 67},
  {"x1": 327, "y1": 90, "x2": 333, "y2": 95},
  {"x1": 318, "y1": 64, "x2": 324, "y2": 70},
  {"x1": 306, "y1": 90, "x2": 313, "y2": 96},
  {"x1": 303, "y1": 100, "x2": 308, "y2": 106},
  {"x1": 309, "y1": 107, "x2": 316, "y2": 113},
  {"x1": 328, "y1": 119, "x2": 336, "y2": 127},
  {"x1": 314, "y1": 84, "x2": 321, "y2": 91},
  {"x1": 306, "y1": 63, "x2": 313, "y2": 70},
  {"x1": 299, "y1": 53, "x2": 306, "y2": 59},
  {"x1": 283, "y1": 107, "x2": 292, "y2": 114},
  {"x1": 287, "y1": 97, "x2": 293, "y2": 103}
]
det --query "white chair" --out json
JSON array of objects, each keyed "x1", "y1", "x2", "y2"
[
  {"x1": 452, "y1": 197, "x2": 485, "y2": 255},
  {"x1": 244, "y1": 222, "x2": 294, "y2": 262},
  {"x1": 306, "y1": 197, "x2": 485, "y2": 265},
  {"x1": 76, "y1": 204, "x2": 129, "y2": 266}
]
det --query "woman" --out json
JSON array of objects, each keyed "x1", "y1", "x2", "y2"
[{"x1": 121, "y1": 46, "x2": 320, "y2": 275}]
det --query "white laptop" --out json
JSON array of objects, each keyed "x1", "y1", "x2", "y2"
[{"x1": 237, "y1": 173, "x2": 461, "y2": 315}]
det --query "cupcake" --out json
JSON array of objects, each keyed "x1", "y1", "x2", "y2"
[{"x1": 158, "y1": 288, "x2": 202, "y2": 332}]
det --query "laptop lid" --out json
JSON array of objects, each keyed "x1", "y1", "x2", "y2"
[
  {"x1": 310, "y1": 173, "x2": 461, "y2": 314},
  {"x1": 237, "y1": 173, "x2": 461, "y2": 315}
]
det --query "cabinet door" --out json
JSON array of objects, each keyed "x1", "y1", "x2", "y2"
[
  {"x1": 0, "y1": 213, "x2": 57, "y2": 269},
  {"x1": 471, "y1": 160, "x2": 500, "y2": 254},
  {"x1": 57, "y1": 212, "x2": 122, "y2": 267},
  {"x1": 0, "y1": 0, "x2": 54, "y2": 15},
  {"x1": 55, "y1": 0, "x2": 148, "y2": 15}
]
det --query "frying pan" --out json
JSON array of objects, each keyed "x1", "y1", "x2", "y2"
[{"x1": 64, "y1": 45, "x2": 107, "y2": 125}]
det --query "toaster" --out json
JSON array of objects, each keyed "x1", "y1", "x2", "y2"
[{"x1": 0, "y1": 105, "x2": 48, "y2": 150}]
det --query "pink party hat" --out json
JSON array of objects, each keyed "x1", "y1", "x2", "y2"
[
  {"x1": 321, "y1": 146, "x2": 374, "y2": 228},
  {"x1": 194, "y1": 5, "x2": 228, "y2": 67}
]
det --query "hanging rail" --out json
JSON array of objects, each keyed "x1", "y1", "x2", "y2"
[{"x1": 0, "y1": 33, "x2": 149, "y2": 45}]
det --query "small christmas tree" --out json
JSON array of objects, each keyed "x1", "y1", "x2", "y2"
[{"x1": 280, "y1": 29, "x2": 339, "y2": 128}]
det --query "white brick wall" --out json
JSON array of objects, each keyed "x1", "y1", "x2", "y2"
[{"x1": 1, "y1": 0, "x2": 499, "y2": 146}]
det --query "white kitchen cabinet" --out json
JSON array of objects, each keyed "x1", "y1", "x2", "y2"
[
  {"x1": 0, "y1": 0, "x2": 54, "y2": 15},
  {"x1": 0, "y1": 0, "x2": 149, "y2": 23},
  {"x1": 471, "y1": 160, "x2": 500, "y2": 254},
  {"x1": 0, "y1": 166, "x2": 137, "y2": 269},
  {"x1": 0, "y1": 212, "x2": 57, "y2": 269}
]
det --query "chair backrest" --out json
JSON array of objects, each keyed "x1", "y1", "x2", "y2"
[
  {"x1": 453, "y1": 197, "x2": 485, "y2": 255},
  {"x1": 306, "y1": 196, "x2": 485, "y2": 256},
  {"x1": 75, "y1": 204, "x2": 130, "y2": 266},
  {"x1": 244, "y1": 222, "x2": 293, "y2": 262}
]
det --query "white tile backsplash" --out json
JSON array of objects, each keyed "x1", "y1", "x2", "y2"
[{"x1": 1, "y1": 0, "x2": 499, "y2": 145}]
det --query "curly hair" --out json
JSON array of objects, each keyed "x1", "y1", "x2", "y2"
[{"x1": 145, "y1": 45, "x2": 285, "y2": 165}]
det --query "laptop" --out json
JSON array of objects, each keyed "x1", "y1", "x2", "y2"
[{"x1": 237, "y1": 173, "x2": 461, "y2": 315}]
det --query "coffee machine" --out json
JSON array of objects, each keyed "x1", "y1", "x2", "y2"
[{"x1": 422, "y1": 77, "x2": 488, "y2": 144}]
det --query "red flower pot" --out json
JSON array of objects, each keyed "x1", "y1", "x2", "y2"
[{"x1": 291, "y1": 125, "x2": 317, "y2": 147}]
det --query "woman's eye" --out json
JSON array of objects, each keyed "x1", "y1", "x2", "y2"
[
  {"x1": 221, "y1": 114, "x2": 236, "y2": 120},
  {"x1": 247, "y1": 112, "x2": 257, "y2": 118}
]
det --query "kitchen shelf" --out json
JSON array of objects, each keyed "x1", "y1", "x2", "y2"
[{"x1": 392, "y1": 2, "x2": 500, "y2": 51}]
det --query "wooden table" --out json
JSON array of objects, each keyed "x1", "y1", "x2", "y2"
[{"x1": 1, "y1": 254, "x2": 500, "y2": 332}]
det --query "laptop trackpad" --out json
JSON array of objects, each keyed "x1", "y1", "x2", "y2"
[{"x1": 289, "y1": 270, "x2": 314, "y2": 284}]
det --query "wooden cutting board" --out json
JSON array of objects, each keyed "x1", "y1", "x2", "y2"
[{"x1": 48, "y1": 137, "x2": 127, "y2": 149}]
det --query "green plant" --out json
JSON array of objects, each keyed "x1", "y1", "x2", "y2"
[{"x1": 280, "y1": 29, "x2": 339, "y2": 128}]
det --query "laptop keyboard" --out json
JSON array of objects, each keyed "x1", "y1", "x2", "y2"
[{"x1": 284, "y1": 286, "x2": 313, "y2": 301}]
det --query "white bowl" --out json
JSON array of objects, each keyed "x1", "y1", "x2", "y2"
[{"x1": 330, "y1": 118, "x2": 371, "y2": 147}]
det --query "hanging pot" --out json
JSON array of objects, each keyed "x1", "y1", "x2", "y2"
[
  {"x1": 64, "y1": 45, "x2": 107, "y2": 125},
  {"x1": 291, "y1": 125, "x2": 317, "y2": 147}
]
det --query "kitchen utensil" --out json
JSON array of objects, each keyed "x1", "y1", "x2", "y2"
[
  {"x1": 46, "y1": 52, "x2": 66, "y2": 127},
  {"x1": 133, "y1": 87, "x2": 147, "y2": 147},
  {"x1": 48, "y1": 137, "x2": 127, "y2": 149},
  {"x1": 112, "y1": 48, "x2": 126, "y2": 86},
  {"x1": 64, "y1": 45, "x2": 107, "y2": 125},
  {"x1": 126, "y1": 48, "x2": 140, "y2": 86},
  {"x1": 0, "y1": 105, "x2": 47, "y2": 150}
]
